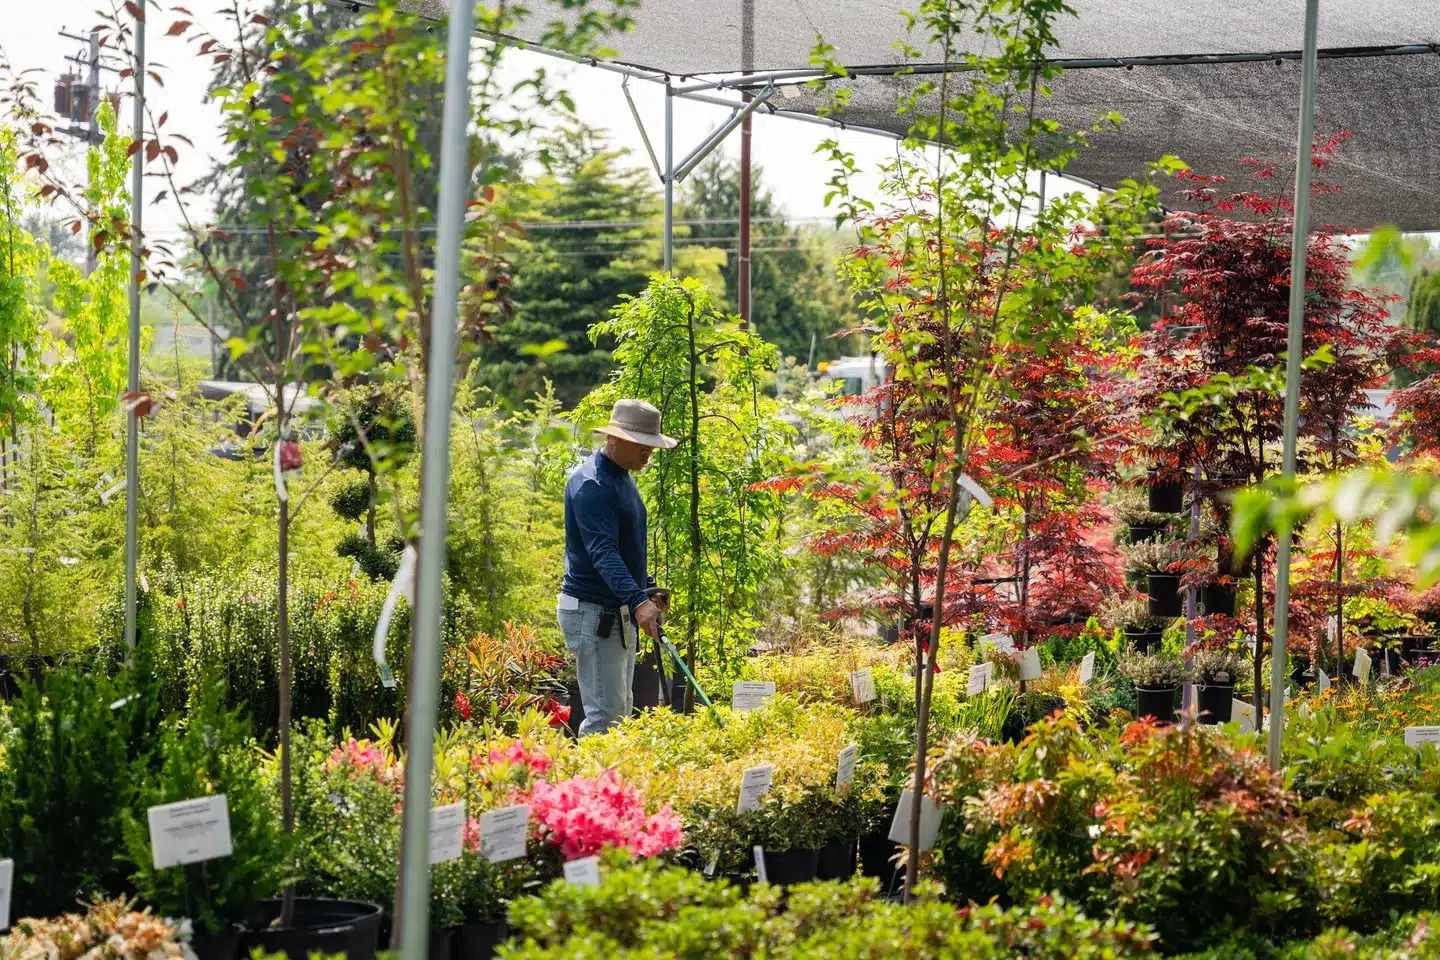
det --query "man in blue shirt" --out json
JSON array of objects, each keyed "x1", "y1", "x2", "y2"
[{"x1": 560, "y1": 399, "x2": 676, "y2": 735}]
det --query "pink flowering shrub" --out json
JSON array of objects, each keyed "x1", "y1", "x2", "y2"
[
  {"x1": 329, "y1": 738, "x2": 388, "y2": 776},
  {"x1": 523, "y1": 770, "x2": 683, "y2": 861}
]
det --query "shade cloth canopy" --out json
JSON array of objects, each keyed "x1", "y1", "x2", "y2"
[{"x1": 415, "y1": 0, "x2": 1440, "y2": 230}]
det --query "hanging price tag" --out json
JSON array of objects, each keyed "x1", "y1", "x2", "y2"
[
  {"x1": 478, "y1": 805, "x2": 529, "y2": 863},
  {"x1": 1317, "y1": 668, "x2": 1331, "y2": 693},
  {"x1": 737, "y1": 764, "x2": 774, "y2": 813},
  {"x1": 849, "y1": 668, "x2": 876, "y2": 703},
  {"x1": 980, "y1": 633, "x2": 1014, "y2": 653},
  {"x1": 1353, "y1": 648, "x2": 1372, "y2": 684},
  {"x1": 836, "y1": 744, "x2": 858, "y2": 792},
  {"x1": 1079, "y1": 651, "x2": 1096, "y2": 685},
  {"x1": 1019, "y1": 647, "x2": 1043, "y2": 682},
  {"x1": 147, "y1": 795, "x2": 233, "y2": 869},
  {"x1": 428, "y1": 802, "x2": 465, "y2": 865},
  {"x1": 564, "y1": 856, "x2": 601, "y2": 887},
  {"x1": 967, "y1": 662, "x2": 992, "y2": 696},
  {"x1": 732, "y1": 681, "x2": 775, "y2": 713},
  {"x1": 887, "y1": 789, "x2": 945, "y2": 851}
]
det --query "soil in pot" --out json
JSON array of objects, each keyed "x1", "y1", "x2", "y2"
[
  {"x1": 1147, "y1": 471, "x2": 1184, "y2": 514},
  {"x1": 761, "y1": 847, "x2": 820, "y2": 886},
  {"x1": 858, "y1": 830, "x2": 905, "y2": 896},
  {"x1": 1135, "y1": 686, "x2": 1176, "y2": 724},
  {"x1": 188, "y1": 932, "x2": 242, "y2": 960},
  {"x1": 1146, "y1": 574, "x2": 1183, "y2": 617},
  {"x1": 816, "y1": 836, "x2": 857, "y2": 881},
  {"x1": 1195, "y1": 683, "x2": 1234, "y2": 725},
  {"x1": 1124, "y1": 628, "x2": 1163, "y2": 654},
  {"x1": 458, "y1": 919, "x2": 508, "y2": 960},
  {"x1": 243, "y1": 898, "x2": 382, "y2": 960},
  {"x1": 1201, "y1": 584, "x2": 1236, "y2": 617}
]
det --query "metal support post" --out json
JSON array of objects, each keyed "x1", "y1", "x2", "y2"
[
  {"x1": 1269, "y1": 0, "x2": 1322, "y2": 770},
  {"x1": 738, "y1": 0, "x2": 754, "y2": 331},
  {"x1": 122, "y1": 6, "x2": 144, "y2": 651},
  {"x1": 663, "y1": 84, "x2": 673, "y2": 274},
  {"x1": 672, "y1": 89, "x2": 773, "y2": 183},
  {"x1": 622, "y1": 79, "x2": 663, "y2": 180},
  {"x1": 394, "y1": 0, "x2": 472, "y2": 953}
]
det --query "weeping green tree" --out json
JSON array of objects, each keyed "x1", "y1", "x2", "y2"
[{"x1": 578, "y1": 275, "x2": 792, "y2": 683}]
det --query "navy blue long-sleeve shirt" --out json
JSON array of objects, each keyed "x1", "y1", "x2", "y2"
[{"x1": 562, "y1": 449, "x2": 652, "y2": 615}]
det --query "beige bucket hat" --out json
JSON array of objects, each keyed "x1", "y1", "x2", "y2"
[{"x1": 593, "y1": 399, "x2": 678, "y2": 450}]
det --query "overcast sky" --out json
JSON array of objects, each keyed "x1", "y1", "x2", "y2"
[{"x1": 4, "y1": 0, "x2": 912, "y2": 241}]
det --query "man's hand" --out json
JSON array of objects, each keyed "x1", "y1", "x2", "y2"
[
  {"x1": 634, "y1": 599, "x2": 663, "y2": 639},
  {"x1": 651, "y1": 590, "x2": 671, "y2": 615}
]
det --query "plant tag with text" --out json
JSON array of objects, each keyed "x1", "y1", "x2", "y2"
[
  {"x1": 479, "y1": 805, "x2": 529, "y2": 863},
  {"x1": 148, "y1": 795, "x2": 233, "y2": 869},
  {"x1": 564, "y1": 856, "x2": 601, "y2": 887},
  {"x1": 1353, "y1": 647, "x2": 1372, "y2": 684},
  {"x1": 981, "y1": 633, "x2": 1014, "y2": 654},
  {"x1": 836, "y1": 744, "x2": 859, "y2": 792},
  {"x1": 732, "y1": 681, "x2": 776, "y2": 713},
  {"x1": 737, "y1": 764, "x2": 774, "y2": 813},
  {"x1": 887, "y1": 789, "x2": 945, "y2": 852},
  {"x1": 1317, "y1": 668, "x2": 1331, "y2": 693},
  {"x1": 1079, "y1": 651, "x2": 1096, "y2": 685},
  {"x1": 0, "y1": 858, "x2": 11, "y2": 930},
  {"x1": 1405, "y1": 726, "x2": 1440, "y2": 749},
  {"x1": 1019, "y1": 647, "x2": 1043, "y2": 682},
  {"x1": 1232, "y1": 699, "x2": 1256, "y2": 735},
  {"x1": 967, "y1": 662, "x2": 992, "y2": 697},
  {"x1": 753, "y1": 845, "x2": 768, "y2": 883},
  {"x1": 428, "y1": 802, "x2": 465, "y2": 865},
  {"x1": 849, "y1": 668, "x2": 876, "y2": 703}
]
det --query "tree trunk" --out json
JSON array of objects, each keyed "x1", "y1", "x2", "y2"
[
  {"x1": 1334, "y1": 520, "x2": 1344, "y2": 675},
  {"x1": 278, "y1": 483, "x2": 295, "y2": 926}
]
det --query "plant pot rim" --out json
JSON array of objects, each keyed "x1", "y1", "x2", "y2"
[
  {"x1": 1195, "y1": 680, "x2": 1234, "y2": 690},
  {"x1": 252, "y1": 898, "x2": 382, "y2": 935},
  {"x1": 1134, "y1": 685, "x2": 1177, "y2": 693}
]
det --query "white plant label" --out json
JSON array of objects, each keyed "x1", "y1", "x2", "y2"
[
  {"x1": 0, "y1": 858, "x2": 11, "y2": 931},
  {"x1": 1232, "y1": 698, "x2": 1256, "y2": 735},
  {"x1": 479, "y1": 805, "x2": 529, "y2": 863},
  {"x1": 1317, "y1": 668, "x2": 1331, "y2": 693},
  {"x1": 1405, "y1": 726, "x2": 1440, "y2": 749},
  {"x1": 1326, "y1": 615, "x2": 1339, "y2": 643},
  {"x1": 967, "y1": 662, "x2": 992, "y2": 697},
  {"x1": 563, "y1": 856, "x2": 601, "y2": 887},
  {"x1": 373, "y1": 546, "x2": 418, "y2": 689},
  {"x1": 958, "y1": 473, "x2": 994, "y2": 508},
  {"x1": 1298, "y1": 700, "x2": 1313, "y2": 721},
  {"x1": 1019, "y1": 647, "x2": 1043, "y2": 682},
  {"x1": 836, "y1": 744, "x2": 859, "y2": 792},
  {"x1": 1079, "y1": 651, "x2": 1096, "y2": 685},
  {"x1": 887, "y1": 789, "x2": 945, "y2": 852},
  {"x1": 849, "y1": 668, "x2": 876, "y2": 704},
  {"x1": 753, "y1": 845, "x2": 768, "y2": 883},
  {"x1": 428, "y1": 802, "x2": 465, "y2": 865},
  {"x1": 737, "y1": 764, "x2": 775, "y2": 813},
  {"x1": 704, "y1": 854, "x2": 718, "y2": 877},
  {"x1": 732, "y1": 681, "x2": 776, "y2": 713},
  {"x1": 1353, "y1": 647, "x2": 1372, "y2": 684},
  {"x1": 147, "y1": 795, "x2": 233, "y2": 869},
  {"x1": 981, "y1": 633, "x2": 1014, "y2": 654}
]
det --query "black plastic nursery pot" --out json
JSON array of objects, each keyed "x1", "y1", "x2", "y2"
[
  {"x1": 563, "y1": 682, "x2": 584, "y2": 737},
  {"x1": 1195, "y1": 683, "x2": 1234, "y2": 725},
  {"x1": 188, "y1": 932, "x2": 242, "y2": 960},
  {"x1": 858, "y1": 830, "x2": 905, "y2": 896},
  {"x1": 1200, "y1": 584, "x2": 1236, "y2": 617},
  {"x1": 1123, "y1": 628, "x2": 1163, "y2": 654},
  {"x1": 243, "y1": 898, "x2": 382, "y2": 960},
  {"x1": 429, "y1": 926, "x2": 457, "y2": 960},
  {"x1": 1127, "y1": 524, "x2": 1165, "y2": 544},
  {"x1": 632, "y1": 659, "x2": 663, "y2": 711},
  {"x1": 762, "y1": 847, "x2": 820, "y2": 886},
  {"x1": 816, "y1": 836, "x2": 858, "y2": 881},
  {"x1": 1147, "y1": 471, "x2": 1184, "y2": 514},
  {"x1": 1290, "y1": 662, "x2": 1315, "y2": 689},
  {"x1": 458, "y1": 919, "x2": 508, "y2": 960},
  {"x1": 1135, "y1": 686, "x2": 1176, "y2": 724},
  {"x1": 1402, "y1": 635, "x2": 1438, "y2": 659},
  {"x1": 1146, "y1": 574, "x2": 1183, "y2": 617}
]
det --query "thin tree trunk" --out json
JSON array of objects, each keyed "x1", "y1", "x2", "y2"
[{"x1": 367, "y1": 472, "x2": 377, "y2": 548}]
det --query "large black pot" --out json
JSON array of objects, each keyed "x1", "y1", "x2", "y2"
[
  {"x1": 1148, "y1": 471, "x2": 1184, "y2": 514},
  {"x1": 430, "y1": 926, "x2": 457, "y2": 960},
  {"x1": 1402, "y1": 635, "x2": 1438, "y2": 660},
  {"x1": 243, "y1": 899, "x2": 381, "y2": 960},
  {"x1": 563, "y1": 682, "x2": 584, "y2": 737},
  {"x1": 458, "y1": 919, "x2": 508, "y2": 960},
  {"x1": 816, "y1": 836, "x2": 857, "y2": 881},
  {"x1": 1201, "y1": 584, "x2": 1236, "y2": 617},
  {"x1": 1147, "y1": 574, "x2": 1183, "y2": 617},
  {"x1": 189, "y1": 932, "x2": 242, "y2": 960},
  {"x1": 1195, "y1": 683, "x2": 1234, "y2": 725},
  {"x1": 632, "y1": 658, "x2": 662, "y2": 711},
  {"x1": 762, "y1": 847, "x2": 820, "y2": 886},
  {"x1": 1128, "y1": 524, "x2": 1166, "y2": 544},
  {"x1": 1135, "y1": 686, "x2": 1176, "y2": 724},
  {"x1": 1124, "y1": 628, "x2": 1163, "y2": 654},
  {"x1": 1290, "y1": 662, "x2": 1315, "y2": 689},
  {"x1": 858, "y1": 829, "x2": 905, "y2": 895}
]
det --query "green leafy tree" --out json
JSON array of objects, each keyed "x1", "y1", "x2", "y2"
[{"x1": 0, "y1": 124, "x2": 44, "y2": 478}]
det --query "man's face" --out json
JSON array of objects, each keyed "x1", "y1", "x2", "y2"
[{"x1": 607, "y1": 436, "x2": 657, "y2": 471}]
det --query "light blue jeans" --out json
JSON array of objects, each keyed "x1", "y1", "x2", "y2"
[{"x1": 558, "y1": 597, "x2": 634, "y2": 736}]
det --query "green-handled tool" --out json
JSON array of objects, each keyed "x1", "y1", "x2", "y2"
[{"x1": 645, "y1": 587, "x2": 724, "y2": 727}]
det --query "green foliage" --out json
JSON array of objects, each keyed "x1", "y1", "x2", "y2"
[
  {"x1": 0, "y1": 125, "x2": 45, "y2": 437},
  {"x1": 123, "y1": 676, "x2": 289, "y2": 934},
  {"x1": 580, "y1": 275, "x2": 791, "y2": 676},
  {"x1": 329, "y1": 477, "x2": 373, "y2": 523},
  {"x1": 0, "y1": 664, "x2": 134, "y2": 916}
]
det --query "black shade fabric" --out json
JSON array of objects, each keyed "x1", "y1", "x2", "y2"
[{"x1": 419, "y1": 0, "x2": 1440, "y2": 229}]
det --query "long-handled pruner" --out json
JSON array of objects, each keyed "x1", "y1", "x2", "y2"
[{"x1": 645, "y1": 587, "x2": 724, "y2": 727}]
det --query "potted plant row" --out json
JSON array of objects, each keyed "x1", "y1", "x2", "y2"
[
  {"x1": 1101, "y1": 595, "x2": 1172, "y2": 654},
  {"x1": 1120, "y1": 650, "x2": 1185, "y2": 725}
]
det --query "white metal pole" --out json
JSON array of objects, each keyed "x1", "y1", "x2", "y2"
[
  {"x1": 123, "y1": 2, "x2": 145, "y2": 651},
  {"x1": 394, "y1": 0, "x2": 472, "y2": 953},
  {"x1": 663, "y1": 83, "x2": 673, "y2": 273},
  {"x1": 1269, "y1": 0, "x2": 1321, "y2": 770}
]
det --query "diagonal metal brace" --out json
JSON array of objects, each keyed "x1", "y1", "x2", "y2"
[
  {"x1": 672, "y1": 86, "x2": 775, "y2": 183},
  {"x1": 622, "y1": 76, "x2": 664, "y2": 182}
]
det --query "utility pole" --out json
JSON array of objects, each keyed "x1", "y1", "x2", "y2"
[{"x1": 56, "y1": 28, "x2": 120, "y2": 275}]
